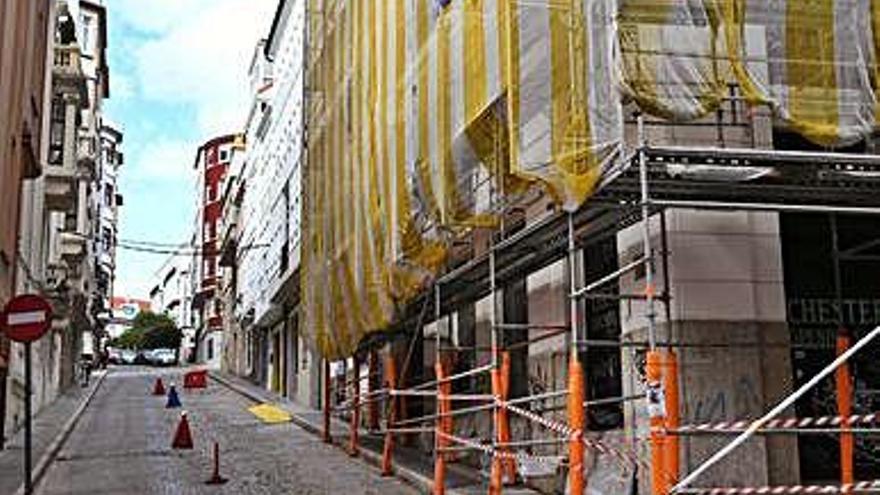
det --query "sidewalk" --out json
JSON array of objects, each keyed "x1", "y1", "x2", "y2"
[
  {"x1": 210, "y1": 371, "x2": 539, "y2": 495},
  {"x1": 0, "y1": 371, "x2": 107, "y2": 495}
]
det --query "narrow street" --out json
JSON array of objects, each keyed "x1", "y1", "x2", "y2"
[{"x1": 35, "y1": 367, "x2": 417, "y2": 495}]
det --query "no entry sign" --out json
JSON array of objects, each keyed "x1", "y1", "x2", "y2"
[{"x1": 1, "y1": 294, "x2": 52, "y2": 343}]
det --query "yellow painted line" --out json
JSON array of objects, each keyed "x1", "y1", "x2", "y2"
[{"x1": 248, "y1": 403, "x2": 292, "y2": 424}]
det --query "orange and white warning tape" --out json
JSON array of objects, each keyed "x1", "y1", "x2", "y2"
[
  {"x1": 672, "y1": 412, "x2": 880, "y2": 434},
  {"x1": 680, "y1": 480, "x2": 880, "y2": 494}
]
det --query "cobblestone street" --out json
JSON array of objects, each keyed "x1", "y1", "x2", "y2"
[{"x1": 35, "y1": 367, "x2": 418, "y2": 495}]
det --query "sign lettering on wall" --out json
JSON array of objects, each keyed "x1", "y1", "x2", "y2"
[{"x1": 787, "y1": 298, "x2": 880, "y2": 327}]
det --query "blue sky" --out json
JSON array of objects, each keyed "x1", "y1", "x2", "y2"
[{"x1": 104, "y1": 0, "x2": 275, "y2": 298}]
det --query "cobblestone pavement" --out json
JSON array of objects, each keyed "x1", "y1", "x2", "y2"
[{"x1": 37, "y1": 366, "x2": 418, "y2": 494}]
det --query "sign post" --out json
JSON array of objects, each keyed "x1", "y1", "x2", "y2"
[{"x1": 1, "y1": 294, "x2": 53, "y2": 495}]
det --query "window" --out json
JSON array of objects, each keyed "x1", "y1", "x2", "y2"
[
  {"x1": 49, "y1": 97, "x2": 65, "y2": 165},
  {"x1": 80, "y1": 15, "x2": 93, "y2": 55},
  {"x1": 219, "y1": 149, "x2": 229, "y2": 162},
  {"x1": 104, "y1": 185, "x2": 114, "y2": 207},
  {"x1": 207, "y1": 338, "x2": 214, "y2": 360},
  {"x1": 102, "y1": 227, "x2": 112, "y2": 252}
]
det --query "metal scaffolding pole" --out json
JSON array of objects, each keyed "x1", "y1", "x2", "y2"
[{"x1": 639, "y1": 115, "x2": 658, "y2": 350}]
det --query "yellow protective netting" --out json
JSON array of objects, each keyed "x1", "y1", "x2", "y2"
[
  {"x1": 723, "y1": 0, "x2": 878, "y2": 146},
  {"x1": 303, "y1": 0, "x2": 880, "y2": 359},
  {"x1": 618, "y1": 0, "x2": 728, "y2": 121}
]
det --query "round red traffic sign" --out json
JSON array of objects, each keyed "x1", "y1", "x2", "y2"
[{"x1": 2, "y1": 294, "x2": 53, "y2": 343}]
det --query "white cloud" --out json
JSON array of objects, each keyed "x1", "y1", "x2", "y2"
[
  {"x1": 111, "y1": 70, "x2": 136, "y2": 100},
  {"x1": 127, "y1": 138, "x2": 197, "y2": 181},
  {"x1": 113, "y1": 0, "x2": 275, "y2": 136}
]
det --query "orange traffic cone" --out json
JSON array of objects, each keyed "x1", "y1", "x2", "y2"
[
  {"x1": 152, "y1": 377, "x2": 166, "y2": 396},
  {"x1": 172, "y1": 411, "x2": 194, "y2": 449}
]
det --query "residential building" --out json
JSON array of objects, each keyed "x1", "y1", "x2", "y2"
[
  {"x1": 93, "y1": 121, "x2": 123, "y2": 322},
  {"x1": 218, "y1": 138, "x2": 248, "y2": 377},
  {"x1": 219, "y1": 0, "x2": 317, "y2": 405},
  {"x1": 106, "y1": 296, "x2": 149, "y2": 340},
  {"x1": 3, "y1": 0, "x2": 118, "y2": 448},
  {"x1": 149, "y1": 254, "x2": 193, "y2": 359},
  {"x1": 0, "y1": 0, "x2": 55, "y2": 448},
  {"x1": 190, "y1": 134, "x2": 238, "y2": 367}
]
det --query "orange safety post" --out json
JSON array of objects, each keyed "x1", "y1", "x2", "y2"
[
  {"x1": 368, "y1": 349, "x2": 380, "y2": 431},
  {"x1": 382, "y1": 354, "x2": 398, "y2": 476},
  {"x1": 567, "y1": 351, "x2": 586, "y2": 495},
  {"x1": 499, "y1": 352, "x2": 516, "y2": 484},
  {"x1": 440, "y1": 354, "x2": 454, "y2": 462},
  {"x1": 349, "y1": 357, "x2": 360, "y2": 456},
  {"x1": 647, "y1": 351, "x2": 667, "y2": 495},
  {"x1": 489, "y1": 364, "x2": 504, "y2": 495},
  {"x1": 836, "y1": 328, "x2": 854, "y2": 492},
  {"x1": 434, "y1": 360, "x2": 448, "y2": 495},
  {"x1": 323, "y1": 358, "x2": 331, "y2": 444},
  {"x1": 663, "y1": 351, "x2": 680, "y2": 492}
]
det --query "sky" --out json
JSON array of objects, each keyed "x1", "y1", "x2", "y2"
[{"x1": 104, "y1": 0, "x2": 276, "y2": 298}]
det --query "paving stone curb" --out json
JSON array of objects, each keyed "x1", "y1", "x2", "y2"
[{"x1": 13, "y1": 370, "x2": 108, "y2": 495}]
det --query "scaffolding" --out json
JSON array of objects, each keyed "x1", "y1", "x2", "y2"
[
  {"x1": 317, "y1": 116, "x2": 880, "y2": 493},
  {"x1": 301, "y1": 1, "x2": 880, "y2": 493}
]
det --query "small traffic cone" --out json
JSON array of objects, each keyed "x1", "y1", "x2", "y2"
[
  {"x1": 166, "y1": 385, "x2": 181, "y2": 408},
  {"x1": 152, "y1": 377, "x2": 166, "y2": 396},
  {"x1": 172, "y1": 411, "x2": 194, "y2": 449}
]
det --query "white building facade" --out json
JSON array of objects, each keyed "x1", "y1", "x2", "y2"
[{"x1": 224, "y1": 0, "x2": 318, "y2": 405}]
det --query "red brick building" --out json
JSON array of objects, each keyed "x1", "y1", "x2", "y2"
[{"x1": 192, "y1": 134, "x2": 238, "y2": 362}]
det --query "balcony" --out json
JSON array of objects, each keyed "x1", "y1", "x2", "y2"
[
  {"x1": 59, "y1": 231, "x2": 87, "y2": 263},
  {"x1": 77, "y1": 134, "x2": 98, "y2": 178},
  {"x1": 44, "y1": 165, "x2": 77, "y2": 212},
  {"x1": 52, "y1": 45, "x2": 87, "y2": 101}
]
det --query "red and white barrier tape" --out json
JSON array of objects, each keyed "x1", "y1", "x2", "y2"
[
  {"x1": 674, "y1": 412, "x2": 880, "y2": 434},
  {"x1": 498, "y1": 400, "x2": 640, "y2": 472},
  {"x1": 436, "y1": 430, "x2": 564, "y2": 466},
  {"x1": 681, "y1": 480, "x2": 880, "y2": 494}
]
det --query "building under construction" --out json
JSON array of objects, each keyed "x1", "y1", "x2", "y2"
[{"x1": 296, "y1": 1, "x2": 880, "y2": 493}]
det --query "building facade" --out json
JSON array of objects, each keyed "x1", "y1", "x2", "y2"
[
  {"x1": 106, "y1": 296, "x2": 149, "y2": 340},
  {"x1": 217, "y1": 0, "x2": 319, "y2": 405},
  {"x1": 191, "y1": 134, "x2": 238, "y2": 367},
  {"x1": 0, "y1": 0, "x2": 55, "y2": 448},
  {"x1": 3, "y1": 0, "x2": 119, "y2": 448},
  {"x1": 149, "y1": 254, "x2": 193, "y2": 360}
]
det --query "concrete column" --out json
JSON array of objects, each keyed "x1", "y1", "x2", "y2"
[{"x1": 617, "y1": 209, "x2": 799, "y2": 488}]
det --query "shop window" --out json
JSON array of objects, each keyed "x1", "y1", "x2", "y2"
[{"x1": 781, "y1": 213, "x2": 880, "y2": 481}]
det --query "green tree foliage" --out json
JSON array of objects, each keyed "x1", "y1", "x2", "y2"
[{"x1": 110, "y1": 311, "x2": 181, "y2": 350}]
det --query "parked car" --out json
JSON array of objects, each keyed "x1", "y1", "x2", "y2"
[
  {"x1": 151, "y1": 349, "x2": 177, "y2": 367},
  {"x1": 120, "y1": 349, "x2": 137, "y2": 365},
  {"x1": 133, "y1": 350, "x2": 151, "y2": 365},
  {"x1": 107, "y1": 348, "x2": 122, "y2": 365}
]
